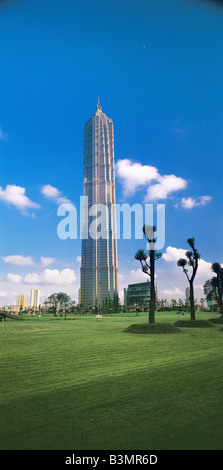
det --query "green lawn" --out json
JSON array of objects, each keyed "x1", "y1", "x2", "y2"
[{"x1": 0, "y1": 311, "x2": 223, "y2": 450}]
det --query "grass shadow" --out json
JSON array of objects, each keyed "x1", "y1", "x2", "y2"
[
  {"x1": 209, "y1": 317, "x2": 223, "y2": 324},
  {"x1": 1, "y1": 313, "x2": 24, "y2": 321},
  {"x1": 123, "y1": 323, "x2": 181, "y2": 335},
  {"x1": 174, "y1": 320, "x2": 214, "y2": 328}
]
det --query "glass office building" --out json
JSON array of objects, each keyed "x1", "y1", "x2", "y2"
[
  {"x1": 124, "y1": 282, "x2": 151, "y2": 309},
  {"x1": 80, "y1": 100, "x2": 118, "y2": 309}
]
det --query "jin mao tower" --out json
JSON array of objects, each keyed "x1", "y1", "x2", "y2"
[{"x1": 80, "y1": 100, "x2": 118, "y2": 309}]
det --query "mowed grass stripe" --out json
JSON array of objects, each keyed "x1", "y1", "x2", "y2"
[
  {"x1": 1, "y1": 356, "x2": 222, "y2": 450},
  {"x1": 1, "y1": 314, "x2": 223, "y2": 449},
  {"x1": 1, "y1": 317, "x2": 222, "y2": 398},
  {"x1": 1, "y1": 325, "x2": 220, "y2": 399}
]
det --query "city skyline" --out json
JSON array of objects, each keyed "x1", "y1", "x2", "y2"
[{"x1": 0, "y1": 0, "x2": 222, "y2": 306}]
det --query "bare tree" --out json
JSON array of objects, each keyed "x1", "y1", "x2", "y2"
[
  {"x1": 135, "y1": 225, "x2": 162, "y2": 324},
  {"x1": 177, "y1": 238, "x2": 200, "y2": 321},
  {"x1": 204, "y1": 262, "x2": 223, "y2": 316}
]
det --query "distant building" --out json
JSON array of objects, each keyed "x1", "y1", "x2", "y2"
[
  {"x1": 124, "y1": 288, "x2": 127, "y2": 307},
  {"x1": 4, "y1": 305, "x2": 20, "y2": 314},
  {"x1": 16, "y1": 293, "x2": 26, "y2": 311},
  {"x1": 156, "y1": 282, "x2": 159, "y2": 302},
  {"x1": 185, "y1": 287, "x2": 190, "y2": 306},
  {"x1": 124, "y1": 281, "x2": 151, "y2": 309},
  {"x1": 30, "y1": 288, "x2": 40, "y2": 310}
]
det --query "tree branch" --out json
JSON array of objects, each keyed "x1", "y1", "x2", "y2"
[
  {"x1": 144, "y1": 259, "x2": 151, "y2": 270},
  {"x1": 183, "y1": 266, "x2": 190, "y2": 283},
  {"x1": 140, "y1": 260, "x2": 151, "y2": 277}
]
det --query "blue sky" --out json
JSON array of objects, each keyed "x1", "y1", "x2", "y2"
[{"x1": 0, "y1": 0, "x2": 222, "y2": 305}]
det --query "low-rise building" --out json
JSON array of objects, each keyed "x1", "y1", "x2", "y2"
[
  {"x1": 124, "y1": 281, "x2": 151, "y2": 310},
  {"x1": 4, "y1": 305, "x2": 20, "y2": 314}
]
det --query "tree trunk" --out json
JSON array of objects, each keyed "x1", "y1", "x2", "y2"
[
  {"x1": 218, "y1": 276, "x2": 223, "y2": 317},
  {"x1": 189, "y1": 281, "x2": 196, "y2": 321},
  {"x1": 149, "y1": 249, "x2": 155, "y2": 324},
  {"x1": 219, "y1": 297, "x2": 223, "y2": 317}
]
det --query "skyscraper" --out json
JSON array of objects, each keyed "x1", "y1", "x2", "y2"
[
  {"x1": 80, "y1": 100, "x2": 118, "y2": 309},
  {"x1": 16, "y1": 293, "x2": 26, "y2": 311},
  {"x1": 30, "y1": 288, "x2": 40, "y2": 311}
]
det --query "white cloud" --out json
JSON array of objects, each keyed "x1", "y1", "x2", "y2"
[
  {"x1": 178, "y1": 195, "x2": 212, "y2": 209},
  {"x1": 41, "y1": 268, "x2": 77, "y2": 285},
  {"x1": 195, "y1": 259, "x2": 213, "y2": 279},
  {"x1": 0, "y1": 291, "x2": 8, "y2": 298},
  {"x1": 41, "y1": 184, "x2": 71, "y2": 205},
  {"x1": 128, "y1": 268, "x2": 149, "y2": 283},
  {"x1": 119, "y1": 268, "x2": 147, "y2": 284},
  {"x1": 115, "y1": 159, "x2": 159, "y2": 197},
  {"x1": 41, "y1": 185, "x2": 60, "y2": 199},
  {"x1": 162, "y1": 287, "x2": 185, "y2": 297},
  {"x1": 7, "y1": 268, "x2": 77, "y2": 286},
  {"x1": 76, "y1": 256, "x2": 81, "y2": 263},
  {"x1": 162, "y1": 246, "x2": 212, "y2": 279},
  {"x1": 24, "y1": 272, "x2": 41, "y2": 284},
  {"x1": 40, "y1": 257, "x2": 56, "y2": 267},
  {"x1": 2, "y1": 255, "x2": 35, "y2": 266},
  {"x1": 162, "y1": 246, "x2": 187, "y2": 263},
  {"x1": 194, "y1": 284, "x2": 205, "y2": 291},
  {"x1": 1, "y1": 267, "x2": 79, "y2": 306},
  {"x1": 116, "y1": 159, "x2": 211, "y2": 207},
  {"x1": 145, "y1": 174, "x2": 187, "y2": 202},
  {"x1": 6, "y1": 273, "x2": 23, "y2": 284},
  {"x1": 0, "y1": 185, "x2": 40, "y2": 212},
  {"x1": 116, "y1": 159, "x2": 187, "y2": 202},
  {"x1": 2, "y1": 255, "x2": 56, "y2": 267}
]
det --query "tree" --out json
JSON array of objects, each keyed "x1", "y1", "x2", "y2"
[
  {"x1": 47, "y1": 293, "x2": 58, "y2": 313},
  {"x1": 177, "y1": 238, "x2": 200, "y2": 321},
  {"x1": 112, "y1": 292, "x2": 119, "y2": 313},
  {"x1": 56, "y1": 292, "x2": 71, "y2": 319},
  {"x1": 135, "y1": 225, "x2": 162, "y2": 324},
  {"x1": 200, "y1": 298, "x2": 205, "y2": 311},
  {"x1": 203, "y1": 262, "x2": 223, "y2": 316}
]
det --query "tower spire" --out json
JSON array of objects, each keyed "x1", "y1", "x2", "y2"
[{"x1": 97, "y1": 96, "x2": 102, "y2": 111}]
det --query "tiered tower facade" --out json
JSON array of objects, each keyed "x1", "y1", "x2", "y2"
[{"x1": 80, "y1": 101, "x2": 118, "y2": 309}]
